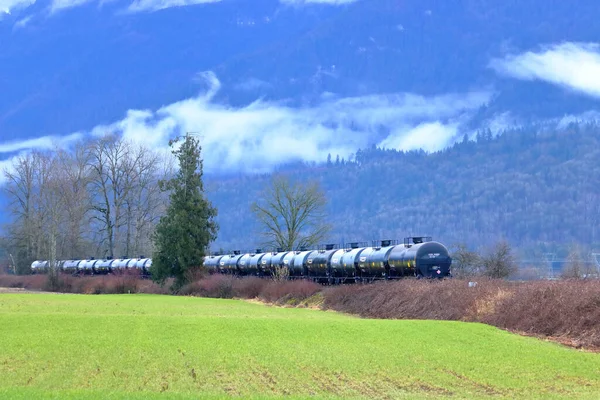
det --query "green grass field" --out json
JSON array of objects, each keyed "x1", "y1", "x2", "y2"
[{"x1": 0, "y1": 293, "x2": 599, "y2": 399}]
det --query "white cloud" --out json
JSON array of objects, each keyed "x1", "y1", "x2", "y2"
[
  {"x1": 279, "y1": 0, "x2": 359, "y2": 6},
  {"x1": 490, "y1": 42, "x2": 600, "y2": 99},
  {"x1": 280, "y1": 0, "x2": 358, "y2": 4},
  {"x1": 50, "y1": 0, "x2": 93, "y2": 11},
  {"x1": 0, "y1": 133, "x2": 82, "y2": 154},
  {"x1": 0, "y1": 134, "x2": 83, "y2": 184},
  {"x1": 47, "y1": 0, "x2": 219, "y2": 13},
  {"x1": 127, "y1": 0, "x2": 220, "y2": 13},
  {"x1": 0, "y1": 73, "x2": 489, "y2": 177},
  {"x1": 234, "y1": 78, "x2": 271, "y2": 92},
  {"x1": 13, "y1": 14, "x2": 32, "y2": 28},
  {"x1": 74, "y1": 72, "x2": 489, "y2": 174},
  {"x1": 558, "y1": 110, "x2": 600, "y2": 128},
  {"x1": 1, "y1": 0, "x2": 35, "y2": 15},
  {"x1": 378, "y1": 122, "x2": 459, "y2": 153}
]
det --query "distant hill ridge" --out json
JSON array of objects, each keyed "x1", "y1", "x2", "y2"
[{"x1": 207, "y1": 121, "x2": 600, "y2": 257}]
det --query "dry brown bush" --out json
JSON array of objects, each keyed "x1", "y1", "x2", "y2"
[
  {"x1": 179, "y1": 274, "x2": 236, "y2": 298},
  {"x1": 322, "y1": 279, "x2": 600, "y2": 349},
  {"x1": 259, "y1": 280, "x2": 321, "y2": 305},
  {"x1": 232, "y1": 277, "x2": 268, "y2": 298},
  {"x1": 478, "y1": 280, "x2": 600, "y2": 348},
  {"x1": 0, "y1": 274, "x2": 47, "y2": 290},
  {"x1": 322, "y1": 279, "x2": 506, "y2": 320}
]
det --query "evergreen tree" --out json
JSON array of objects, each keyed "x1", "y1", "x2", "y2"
[{"x1": 151, "y1": 135, "x2": 218, "y2": 290}]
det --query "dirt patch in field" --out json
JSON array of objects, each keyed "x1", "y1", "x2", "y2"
[
  {"x1": 0, "y1": 287, "x2": 44, "y2": 294},
  {"x1": 506, "y1": 329, "x2": 600, "y2": 353}
]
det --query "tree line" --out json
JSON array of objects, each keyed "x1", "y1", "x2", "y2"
[
  {"x1": 0, "y1": 132, "x2": 325, "y2": 290},
  {"x1": 2, "y1": 135, "x2": 173, "y2": 274}
]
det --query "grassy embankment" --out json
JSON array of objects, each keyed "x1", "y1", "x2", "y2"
[{"x1": 0, "y1": 293, "x2": 599, "y2": 399}]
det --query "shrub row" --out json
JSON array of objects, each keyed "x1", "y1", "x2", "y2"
[
  {"x1": 1, "y1": 274, "x2": 599, "y2": 349},
  {"x1": 0, "y1": 272, "x2": 169, "y2": 295},
  {"x1": 179, "y1": 275, "x2": 321, "y2": 305},
  {"x1": 321, "y1": 279, "x2": 600, "y2": 349}
]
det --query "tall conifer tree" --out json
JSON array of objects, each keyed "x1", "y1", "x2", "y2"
[{"x1": 151, "y1": 135, "x2": 218, "y2": 289}]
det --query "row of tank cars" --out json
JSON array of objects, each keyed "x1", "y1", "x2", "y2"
[
  {"x1": 31, "y1": 237, "x2": 452, "y2": 283},
  {"x1": 31, "y1": 258, "x2": 153, "y2": 275}
]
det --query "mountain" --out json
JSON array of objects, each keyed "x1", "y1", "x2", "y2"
[
  {"x1": 206, "y1": 121, "x2": 600, "y2": 258},
  {"x1": 3, "y1": 0, "x2": 600, "y2": 259}
]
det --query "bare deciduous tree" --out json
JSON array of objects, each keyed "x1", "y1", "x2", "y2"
[
  {"x1": 251, "y1": 175, "x2": 330, "y2": 251},
  {"x1": 88, "y1": 135, "x2": 132, "y2": 258},
  {"x1": 88, "y1": 135, "x2": 166, "y2": 259},
  {"x1": 481, "y1": 240, "x2": 517, "y2": 279},
  {"x1": 450, "y1": 243, "x2": 481, "y2": 278},
  {"x1": 55, "y1": 144, "x2": 92, "y2": 259},
  {"x1": 41, "y1": 153, "x2": 65, "y2": 288},
  {"x1": 562, "y1": 245, "x2": 596, "y2": 279},
  {"x1": 3, "y1": 151, "x2": 53, "y2": 272},
  {"x1": 125, "y1": 144, "x2": 164, "y2": 257},
  {"x1": 2, "y1": 135, "x2": 167, "y2": 273}
]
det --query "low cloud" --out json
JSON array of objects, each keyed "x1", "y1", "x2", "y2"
[
  {"x1": 0, "y1": 72, "x2": 489, "y2": 176},
  {"x1": 0, "y1": 133, "x2": 83, "y2": 184},
  {"x1": 490, "y1": 42, "x2": 600, "y2": 99},
  {"x1": 378, "y1": 122, "x2": 460, "y2": 153},
  {"x1": 79, "y1": 72, "x2": 489, "y2": 174},
  {"x1": 0, "y1": 133, "x2": 82, "y2": 154}
]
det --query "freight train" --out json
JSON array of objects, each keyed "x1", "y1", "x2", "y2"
[{"x1": 30, "y1": 236, "x2": 452, "y2": 283}]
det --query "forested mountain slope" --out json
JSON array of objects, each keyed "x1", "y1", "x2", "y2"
[{"x1": 207, "y1": 122, "x2": 600, "y2": 258}]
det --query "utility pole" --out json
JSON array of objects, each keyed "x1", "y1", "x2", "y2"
[
  {"x1": 592, "y1": 253, "x2": 600, "y2": 277},
  {"x1": 542, "y1": 252, "x2": 556, "y2": 279}
]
